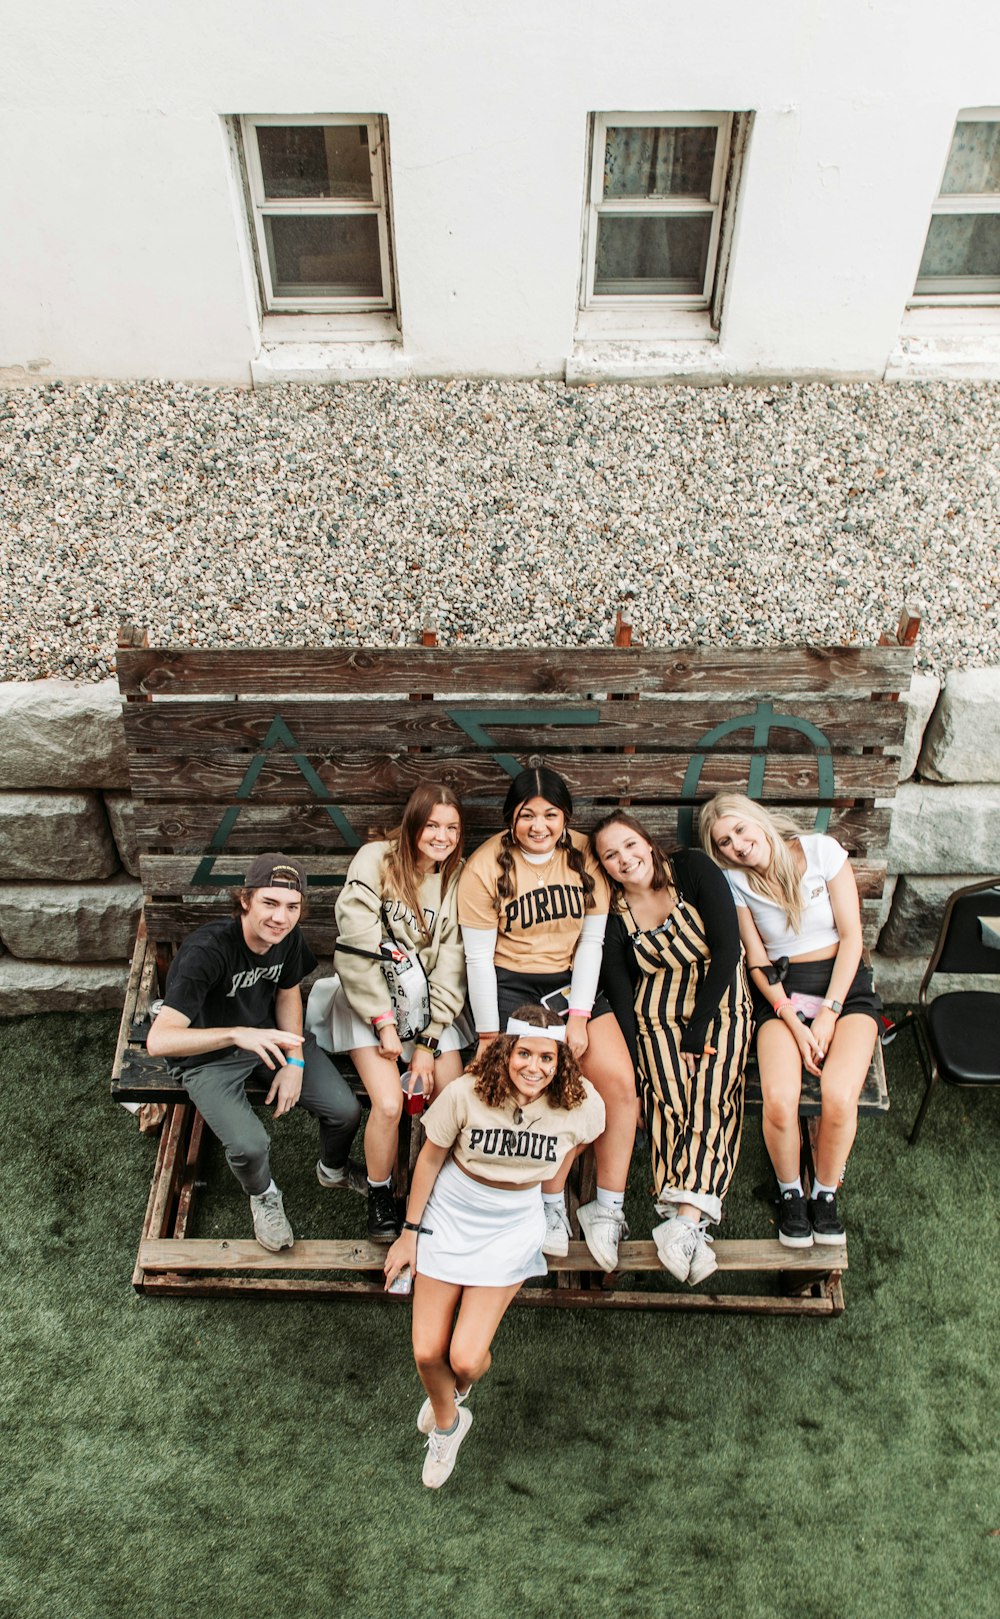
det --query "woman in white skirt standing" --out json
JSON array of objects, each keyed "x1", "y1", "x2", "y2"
[
  {"x1": 383, "y1": 1003, "x2": 605, "y2": 1489},
  {"x1": 306, "y1": 784, "x2": 468, "y2": 1243}
]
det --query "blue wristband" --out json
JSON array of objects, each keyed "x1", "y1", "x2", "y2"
[{"x1": 286, "y1": 1057, "x2": 305, "y2": 1070}]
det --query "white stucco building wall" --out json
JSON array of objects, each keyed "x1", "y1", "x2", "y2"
[{"x1": 1, "y1": 0, "x2": 998, "y2": 385}]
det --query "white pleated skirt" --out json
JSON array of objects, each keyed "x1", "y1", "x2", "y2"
[
  {"x1": 305, "y1": 975, "x2": 470, "y2": 1056},
  {"x1": 416, "y1": 1157, "x2": 548, "y2": 1287}
]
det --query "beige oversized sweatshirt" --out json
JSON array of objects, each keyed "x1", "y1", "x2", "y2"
[{"x1": 333, "y1": 840, "x2": 467, "y2": 1042}]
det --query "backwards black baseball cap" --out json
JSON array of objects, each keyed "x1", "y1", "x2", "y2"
[{"x1": 242, "y1": 853, "x2": 307, "y2": 893}]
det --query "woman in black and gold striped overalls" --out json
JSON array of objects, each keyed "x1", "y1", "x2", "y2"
[{"x1": 592, "y1": 812, "x2": 752, "y2": 1286}]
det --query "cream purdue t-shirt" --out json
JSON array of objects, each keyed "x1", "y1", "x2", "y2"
[
  {"x1": 422, "y1": 1071, "x2": 606, "y2": 1186},
  {"x1": 458, "y1": 830, "x2": 609, "y2": 975}
]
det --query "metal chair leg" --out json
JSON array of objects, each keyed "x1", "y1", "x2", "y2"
[{"x1": 908, "y1": 1068, "x2": 939, "y2": 1145}]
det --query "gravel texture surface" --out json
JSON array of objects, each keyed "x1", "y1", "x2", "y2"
[{"x1": 1, "y1": 379, "x2": 997, "y2": 681}]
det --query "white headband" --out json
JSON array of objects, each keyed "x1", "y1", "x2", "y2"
[{"x1": 505, "y1": 1016, "x2": 566, "y2": 1043}]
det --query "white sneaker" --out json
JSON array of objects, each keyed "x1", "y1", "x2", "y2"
[
  {"x1": 542, "y1": 1200, "x2": 572, "y2": 1258},
  {"x1": 653, "y1": 1215, "x2": 697, "y2": 1281},
  {"x1": 249, "y1": 1188, "x2": 294, "y2": 1252},
  {"x1": 422, "y1": 1406, "x2": 473, "y2": 1489},
  {"x1": 577, "y1": 1200, "x2": 628, "y2": 1273},
  {"x1": 417, "y1": 1386, "x2": 469, "y2": 1436},
  {"x1": 687, "y1": 1222, "x2": 719, "y2": 1286}
]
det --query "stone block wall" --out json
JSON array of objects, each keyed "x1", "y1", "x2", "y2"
[
  {"x1": 0, "y1": 682, "x2": 140, "y2": 1014},
  {"x1": 1, "y1": 669, "x2": 998, "y2": 1015},
  {"x1": 873, "y1": 668, "x2": 1000, "y2": 1001}
]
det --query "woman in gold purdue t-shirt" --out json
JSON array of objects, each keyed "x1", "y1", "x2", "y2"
[
  {"x1": 383, "y1": 1003, "x2": 605, "y2": 1490},
  {"x1": 457, "y1": 766, "x2": 636, "y2": 1275}
]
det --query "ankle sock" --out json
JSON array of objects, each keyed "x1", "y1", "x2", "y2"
[
  {"x1": 435, "y1": 1414, "x2": 460, "y2": 1437},
  {"x1": 811, "y1": 1179, "x2": 838, "y2": 1200},
  {"x1": 367, "y1": 1174, "x2": 392, "y2": 1190},
  {"x1": 542, "y1": 1192, "x2": 566, "y2": 1210},
  {"x1": 778, "y1": 1177, "x2": 803, "y2": 1196},
  {"x1": 595, "y1": 1186, "x2": 625, "y2": 1212}
]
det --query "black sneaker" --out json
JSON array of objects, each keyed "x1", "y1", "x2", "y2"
[
  {"x1": 807, "y1": 1190, "x2": 846, "y2": 1245},
  {"x1": 776, "y1": 1189, "x2": 813, "y2": 1248},
  {"x1": 367, "y1": 1183, "x2": 400, "y2": 1243}
]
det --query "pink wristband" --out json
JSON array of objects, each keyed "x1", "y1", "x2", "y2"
[
  {"x1": 372, "y1": 1012, "x2": 395, "y2": 1029},
  {"x1": 772, "y1": 999, "x2": 794, "y2": 1017},
  {"x1": 567, "y1": 1008, "x2": 591, "y2": 1019}
]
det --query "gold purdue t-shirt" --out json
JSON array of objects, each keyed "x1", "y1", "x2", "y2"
[
  {"x1": 422, "y1": 1072, "x2": 607, "y2": 1186},
  {"x1": 458, "y1": 830, "x2": 609, "y2": 975}
]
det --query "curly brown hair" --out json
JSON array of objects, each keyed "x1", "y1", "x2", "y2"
[{"x1": 468, "y1": 1003, "x2": 588, "y2": 1112}]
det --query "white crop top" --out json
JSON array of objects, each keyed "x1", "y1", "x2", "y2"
[{"x1": 723, "y1": 834, "x2": 849, "y2": 960}]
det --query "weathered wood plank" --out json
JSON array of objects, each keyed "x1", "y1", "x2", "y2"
[
  {"x1": 118, "y1": 644, "x2": 914, "y2": 699},
  {"x1": 131, "y1": 800, "x2": 892, "y2": 857},
  {"x1": 134, "y1": 851, "x2": 889, "y2": 902},
  {"x1": 127, "y1": 749, "x2": 902, "y2": 804},
  {"x1": 138, "y1": 1235, "x2": 847, "y2": 1274},
  {"x1": 122, "y1": 696, "x2": 907, "y2": 754}
]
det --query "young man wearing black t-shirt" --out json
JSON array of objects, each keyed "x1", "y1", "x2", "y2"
[{"x1": 147, "y1": 854, "x2": 363, "y2": 1252}]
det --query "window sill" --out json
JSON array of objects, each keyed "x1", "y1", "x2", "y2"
[
  {"x1": 886, "y1": 306, "x2": 1000, "y2": 381},
  {"x1": 251, "y1": 336, "x2": 408, "y2": 386}
]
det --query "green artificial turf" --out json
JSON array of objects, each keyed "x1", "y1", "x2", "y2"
[{"x1": 1, "y1": 1010, "x2": 997, "y2": 1619}]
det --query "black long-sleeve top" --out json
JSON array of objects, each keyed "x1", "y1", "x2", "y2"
[{"x1": 599, "y1": 846, "x2": 743, "y2": 1064}]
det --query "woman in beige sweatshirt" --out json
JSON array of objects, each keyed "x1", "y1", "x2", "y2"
[{"x1": 307, "y1": 784, "x2": 469, "y2": 1241}]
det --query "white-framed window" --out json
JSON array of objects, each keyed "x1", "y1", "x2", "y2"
[
  {"x1": 581, "y1": 113, "x2": 734, "y2": 310},
  {"x1": 239, "y1": 114, "x2": 394, "y2": 313},
  {"x1": 912, "y1": 111, "x2": 1000, "y2": 303}
]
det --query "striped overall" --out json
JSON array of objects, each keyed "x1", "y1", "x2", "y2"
[{"x1": 629, "y1": 897, "x2": 753, "y2": 1222}]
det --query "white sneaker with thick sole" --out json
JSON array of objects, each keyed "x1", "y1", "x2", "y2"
[
  {"x1": 541, "y1": 1201, "x2": 572, "y2": 1258},
  {"x1": 422, "y1": 1406, "x2": 473, "y2": 1489},
  {"x1": 652, "y1": 1215, "x2": 697, "y2": 1280},
  {"x1": 577, "y1": 1200, "x2": 628, "y2": 1273},
  {"x1": 417, "y1": 1385, "x2": 469, "y2": 1436},
  {"x1": 687, "y1": 1223, "x2": 719, "y2": 1286},
  {"x1": 249, "y1": 1188, "x2": 294, "y2": 1253}
]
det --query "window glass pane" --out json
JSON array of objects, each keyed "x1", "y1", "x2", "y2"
[
  {"x1": 917, "y1": 213, "x2": 1000, "y2": 279},
  {"x1": 940, "y1": 122, "x2": 1000, "y2": 195},
  {"x1": 603, "y1": 126, "x2": 716, "y2": 198},
  {"x1": 594, "y1": 212, "x2": 711, "y2": 295},
  {"x1": 256, "y1": 124, "x2": 373, "y2": 200},
  {"x1": 264, "y1": 214, "x2": 383, "y2": 298}
]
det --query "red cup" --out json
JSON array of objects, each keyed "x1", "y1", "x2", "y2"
[{"x1": 401, "y1": 1070, "x2": 426, "y2": 1116}]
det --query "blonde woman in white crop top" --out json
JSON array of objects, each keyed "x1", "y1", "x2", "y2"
[
  {"x1": 383, "y1": 1002, "x2": 605, "y2": 1491},
  {"x1": 700, "y1": 793, "x2": 882, "y2": 1251}
]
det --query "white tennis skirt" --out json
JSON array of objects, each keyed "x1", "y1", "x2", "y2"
[
  {"x1": 416, "y1": 1157, "x2": 548, "y2": 1288},
  {"x1": 305, "y1": 975, "x2": 470, "y2": 1057}
]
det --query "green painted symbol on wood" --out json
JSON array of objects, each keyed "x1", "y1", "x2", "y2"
[
  {"x1": 446, "y1": 707, "x2": 601, "y2": 780},
  {"x1": 190, "y1": 715, "x2": 361, "y2": 886},
  {"x1": 676, "y1": 702, "x2": 835, "y2": 845}
]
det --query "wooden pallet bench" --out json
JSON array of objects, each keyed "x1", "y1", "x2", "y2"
[{"x1": 112, "y1": 614, "x2": 914, "y2": 1315}]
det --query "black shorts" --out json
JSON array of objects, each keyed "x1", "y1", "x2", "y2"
[
  {"x1": 495, "y1": 967, "x2": 614, "y2": 1031},
  {"x1": 752, "y1": 958, "x2": 883, "y2": 1030}
]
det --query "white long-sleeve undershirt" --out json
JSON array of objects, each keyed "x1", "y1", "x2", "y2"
[{"x1": 461, "y1": 911, "x2": 608, "y2": 1033}]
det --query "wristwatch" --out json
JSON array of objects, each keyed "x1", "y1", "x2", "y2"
[
  {"x1": 415, "y1": 1035, "x2": 440, "y2": 1054},
  {"x1": 822, "y1": 998, "x2": 843, "y2": 1014}
]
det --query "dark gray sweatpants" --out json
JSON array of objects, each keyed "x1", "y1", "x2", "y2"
[{"x1": 179, "y1": 1034, "x2": 361, "y2": 1197}]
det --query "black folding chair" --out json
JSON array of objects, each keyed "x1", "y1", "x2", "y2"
[{"x1": 909, "y1": 877, "x2": 1000, "y2": 1144}]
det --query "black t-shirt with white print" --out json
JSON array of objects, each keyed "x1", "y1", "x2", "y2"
[{"x1": 162, "y1": 918, "x2": 316, "y2": 1070}]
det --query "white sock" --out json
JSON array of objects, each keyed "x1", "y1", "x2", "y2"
[
  {"x1": 257, "y1": 1179, "x2": 278, "y2": 1197},
  {"x1": 812, "y1": 1179, "x2": 838, "y2": 1199},
  {"x1": 596, "y1": 1186, "x2": 625, "y2": 1212},
  {"x1": 367, "y1": 1174, "x2": 392, "y2": 1189},
  {"x1": 778, "y1": 1177, "x2": 803, "y2": 1196},
  {"x1": 542, "y1": 1192, "x2": 566, "y2": 1209}
]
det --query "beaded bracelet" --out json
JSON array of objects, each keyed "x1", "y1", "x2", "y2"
[{"x1": 772, "y1": 999, "x2": 794, "y2": 1018}]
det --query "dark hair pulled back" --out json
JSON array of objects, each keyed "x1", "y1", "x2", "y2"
[{"x1": 494, "y1": 766, "x2": 596, "y2": 914}]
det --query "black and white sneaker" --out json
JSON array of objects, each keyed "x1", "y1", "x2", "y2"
[
  {"x1": 367, "y1": 1183, "x2": 400, "y2": 1243},
  {"x1": 807, "y1": 1191, "x2": 846, "y2": 1245},
  {"x1": 776, "y1": 1189, "x2": 813, "y2": 1248}
]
